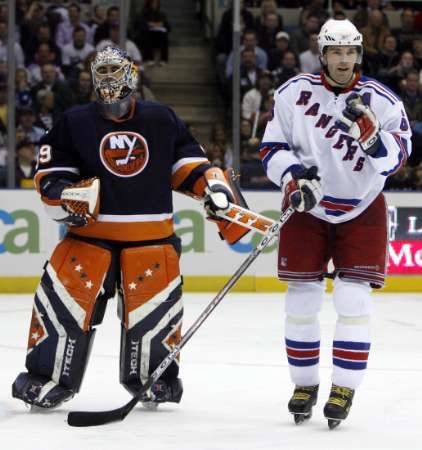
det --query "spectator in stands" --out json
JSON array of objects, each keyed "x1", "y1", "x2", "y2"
[
  {"x1": 353, "y1": 0, "x2": 388, "y2": 30},
  {"x1": 226, "y1": 30, "x2": 268, "y2": 78},
  {"x1": 401, "y1": 70, "x2": 422, "y2": 167},
  {"x1": 89, "y1": 4, "x2": 106, "y2": 36},
  {"x1": 206, "y1": 143, "x2": 226, "y2": 169},
  {"x1": 21, "y1": 2, "x2": 47, "y2": 45},
  {"x1": 377, "y1": 35, "x2": 400, "y2": 83},
  {"x1": 257, "y1": 12, "x2": 283, "y2": 53},
  {"x1": 17, "y1": 107, "x2": 45, "y2": 145},
  {"x1": 133, "y1": 0, "x2": 171, "y2": 66},
  {"x1": 24, "y1": 23, "x2": 62, "y2": 66},
  {"x1": 228, "y1": 49, "x2": 265, "y2": 99},
  {"x1": 268, "y1": 31, "x2": 290, "y2": 71},
  {"x1": 71, "y1": 70, "x2": 94, "y2": 105},
  {"x1": 96, "y1": 22, "x2": 142, "y2": 66},
  {"x1": 361, "y1": 9, "x2": 391, "y2": 59},
  {"x1": 271, "y1": 51, "x2": 299, "y2": 86},
  {"x1": 299, "y1": 0, "x2": 329, "y2": 28},
  {"x1": 27, "y1": 43, "x2": 64, "y2": 86},
  {"x1": 386, "y1": 51, "x2": 417, "y2": 93},
  {"x1": 240, "y1": 119, "x2": 260, "y2": 162},
  {"x1": 290, "y1": 14, "x2": 320, "y2": 55},
  {"x1": 31, "y1": 63, "x2": 74, "y2": 113},
  {"x1": 255, "y1": 0, "x2": 283, "y2": 31},
  {"x1": 0, "y1": 21, "x2": 25, "y2": 68},
  {"x1": 215, "y1": 0, "x2": 254, "y2": 59},
  {"x1": 333, "y1": 10, "x2": 347, "y2": 21},
  {"x1": 384, "y1": 165, "x2": 415, "y2": 190},
  {"x1": 62, "y1": 26, "x2": 95, "y2": 79},
  {"x1": 16, "y1": 68, "x2": 33, "y2": 109},
  {"x1": 208, "y1": 123, "x2": 233, "y2": 168},
  {"x1": 0, "y1": 75, "x2": 7, "y2": 129},
  {"x1": 393, "y1": 8, "x2": 421, "y2": 53},
  {"x1": 94, "y1": 5, "x2": 119, "y2": 45},
  {"x1": 413, "y1": 163, "x2": 422, "y2": 190},
  {"x1": 299, "y1": 32, "x2": 321, "y2": 74},
  {"x1": 15, "y1": 140, "x2": 36, "y2": 189},
  {"x1": 242, "y1": 74, "x2": 273, "y2": 121},
  {"x1": 56, "y1": 2, "x2": 92, "y2": 49},
  {"x1": 35, "y1": 89, "x2": 58, "y2": 130},
  {"x1": 413, "y1": 39, "x2": 422, "y2": 71}
]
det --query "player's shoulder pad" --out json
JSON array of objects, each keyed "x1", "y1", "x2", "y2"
[{"x1": 276, "y1": 73, "x2": 322, "y2": 97}]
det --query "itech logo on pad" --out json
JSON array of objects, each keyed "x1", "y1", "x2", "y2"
[{"x1": 99, "y1": 132, "x2": 149, "y2": 177}]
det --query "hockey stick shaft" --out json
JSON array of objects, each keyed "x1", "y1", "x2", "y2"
[{"x1": 67, "y1": 206, "x2": 294, "y2": 427}]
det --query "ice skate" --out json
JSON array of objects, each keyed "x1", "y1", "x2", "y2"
[
  {"x1": 323, "y1": 384, "x2": 355, "y2": 429},
  {"x1": 140, "y1": 378, "x2": 183, "y2": 411},
  {"x1": 288, "y1": 385, "x2": 319, "y2": 424}
]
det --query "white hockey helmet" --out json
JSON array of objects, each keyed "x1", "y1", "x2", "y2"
[{"x1": 318, "y1": 19, "x2": 363, "y2": 63}]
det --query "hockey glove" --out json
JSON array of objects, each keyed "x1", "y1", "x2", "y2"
[
  {"x1": 335, "y1": 93, "x2": 380, "y2": 155},
  {"x1": 281, "y1": 165, "x2": 322, "y2": 212},
  {"x1": 203, "y1": 167, "x2": 235, "y2": 215},
  {"x1": 60, "y1": 177, "x2": 100, "y2": 227}
]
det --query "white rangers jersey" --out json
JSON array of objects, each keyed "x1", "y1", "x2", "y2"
[{"x1": 261, "y1": 72, "x2": 412, "y2": 223}]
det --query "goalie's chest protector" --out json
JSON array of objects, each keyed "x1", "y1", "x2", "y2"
[{"x1": 53, "y1": 101, "x2": 207, "y2": 241}]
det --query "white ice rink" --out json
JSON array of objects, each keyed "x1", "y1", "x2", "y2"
[{"x1": 1, "y1": 291, "x2": 422, "y2": 450}]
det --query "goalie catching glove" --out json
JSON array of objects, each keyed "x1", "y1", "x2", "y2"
[
  {"x1": 335, "y1": 93, "x2": 380, "y2": 155},
  {"x1": 281, "y1": 165, "x2": 322, "y2": 212},
  {"x1": 59, "y1": 177, "x2": 100, "y2": 227}
]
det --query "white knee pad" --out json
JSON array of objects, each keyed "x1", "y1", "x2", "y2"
[
  {"x1": 285, "y1": 281, "x2": 324, "y2": 319},
  {"x1": 333, "y1": 277, "x2": 372, "y2": 318}
]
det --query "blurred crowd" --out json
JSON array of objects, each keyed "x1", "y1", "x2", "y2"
[
  {"x1": 0, "y1": 0, "x2": 171, "y2": 188},
  {"x1": 0, "y1": 0, "x2": 421, "y2": 193},
  {"x1": 208, "y1": 0, "x2": 422, "y2": 191}
]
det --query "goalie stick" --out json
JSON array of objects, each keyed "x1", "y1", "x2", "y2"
[{"x1": 67, "y1": 205, "x2": 294, "y2": 427}]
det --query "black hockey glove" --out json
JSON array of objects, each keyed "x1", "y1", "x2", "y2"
[
  {"x1": 335, "y1": 93, "x2": 380, "y2": 155},
  {"x1": 280, "y1": 165, "x2": 322, "y2": 212}
]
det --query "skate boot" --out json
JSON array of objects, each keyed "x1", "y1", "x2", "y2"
[
  {"x1": 12, "y1": 372, "x2": 74, "y2": 409},
  {"x1": 288, "y1": 385, "x2": 319, "y2": 424},
  {"x1": 323, "y1": 384, "x2": 355, "y2": 429},
  {"x1": 141, "y1": 378, "x2": 183, "y2": 411}
]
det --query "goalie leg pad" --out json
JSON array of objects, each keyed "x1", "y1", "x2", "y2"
[
  {"x1": 119, "y1": 244, "x2": 183, "y2": 398},
  {"x1": 14, "y1": 238, "x2": 112, "y2": 405}
]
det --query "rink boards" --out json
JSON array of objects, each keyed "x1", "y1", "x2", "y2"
[{"x1": 0, "y1": 189, "x2": 421, "y2": 293}]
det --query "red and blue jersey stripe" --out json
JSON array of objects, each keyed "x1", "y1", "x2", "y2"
[
  {"x1": 320, "y1": 196, "x2": 361, "y2": 217},
  {"x1": 259, "y1": 141, "x2": 291, "y2": 171}
]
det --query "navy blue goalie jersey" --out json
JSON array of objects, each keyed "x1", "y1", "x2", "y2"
[{"x1": 34, "y1": 100, "x2": 210, "y2": 241}]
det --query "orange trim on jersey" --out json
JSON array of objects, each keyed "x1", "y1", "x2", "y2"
[
  {"x1": 34, "y1": 171, "x2": 49, "y2": 193},
  {"x1": 70, "y1": 219, "x2": 174, "y2": 241},
  {"x1": 321, "y1": 71, "x2": 361, "y2": 93},
  {"x1": 171, "y1": 161, "x2": 209, "y2": 190},
  {"x1": 49, "y1": 237, "x2": 111, "y2": 331},
  {"x1": 121, "y1": 244, "x2": 180, "y2": 328},
  {"x1": 41, "y1": 196, "x2": 62, "y2": 206}
]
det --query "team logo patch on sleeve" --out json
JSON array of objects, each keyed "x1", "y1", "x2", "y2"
[{"x1": 99, "y1": 131, "x2": 149, "y2": 177}]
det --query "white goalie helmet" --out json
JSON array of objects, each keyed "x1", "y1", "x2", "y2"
[
  {"x1": 91, "y1": 46, "x2": 139, "y2": 119},
  {"x1": 318, "y1": 19, "x2": 363, "y2": 64}
]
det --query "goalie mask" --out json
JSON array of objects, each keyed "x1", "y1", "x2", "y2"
[{"x1": 91, "y1": 46, "x2": 138, "y2": 120}]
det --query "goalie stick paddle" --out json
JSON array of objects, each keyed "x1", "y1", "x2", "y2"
[{"x1": 67, "y1": 206, "x2": 294, "y2": 427}]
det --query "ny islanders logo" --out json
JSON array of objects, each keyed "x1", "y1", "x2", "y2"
[{"x1": 99, "y1": 132, "x2": 149, "y2": 177}]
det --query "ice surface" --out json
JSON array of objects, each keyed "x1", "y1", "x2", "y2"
[{"x1": 1, "y1": 292, "x2": 422, "y2": 450}]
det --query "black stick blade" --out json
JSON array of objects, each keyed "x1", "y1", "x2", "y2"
[
  {"x1": 67, "y1": 408, "x2": 125, "y2": 427},
  {"x1": 67, "y1": 396, "x2": 139, "y2": 427}
]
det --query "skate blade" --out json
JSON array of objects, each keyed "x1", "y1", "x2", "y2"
[
  {"x1": 141, "y1": 401, "x2": 159, "y2": 411},
  {"x1": 291, "y1": 411, "x2": 312, "y2": 424},
  {"x1": 327, "y1": 418, "x2": 342, "y2": 429}
]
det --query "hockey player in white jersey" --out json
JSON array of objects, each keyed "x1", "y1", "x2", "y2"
[{"x1": 260, "y1": 19, "x2": 411, "y2": 428}]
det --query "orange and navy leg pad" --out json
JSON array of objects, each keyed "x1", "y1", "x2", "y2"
[
  {"x1": 119, "y1": 244, "x2": 183, "y2": 395},
  {"x1": 24, "y1": 237, "x2": 111, "y2": 394}
]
